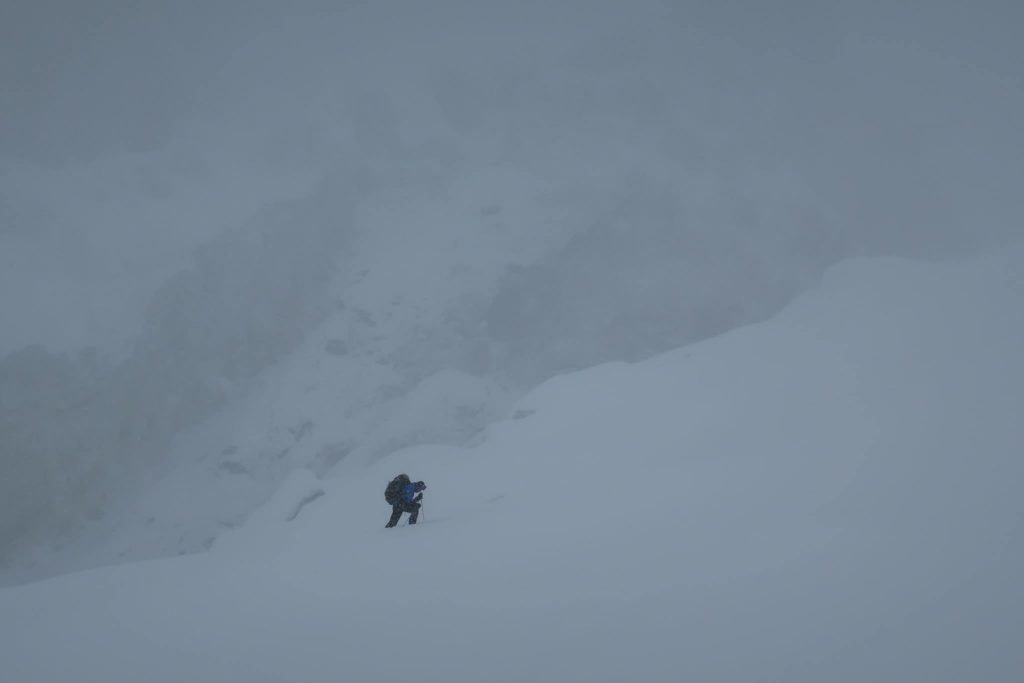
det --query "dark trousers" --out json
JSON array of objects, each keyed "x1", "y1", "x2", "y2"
[{"x1": 386, "y1": 501, "x2": 420, "y2": 528}]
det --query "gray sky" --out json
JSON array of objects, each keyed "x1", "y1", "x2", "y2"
[{"x1": 2, "y1": 2, "x2": 1019, "y2": 221}]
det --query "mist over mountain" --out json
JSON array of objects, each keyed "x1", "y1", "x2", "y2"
[{"x1": 1, "y1": 0, "x2": 1021, "y2": 575}]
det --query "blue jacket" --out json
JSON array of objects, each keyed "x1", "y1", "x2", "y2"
[{"x1": 400, "y1": 481, "x2": 425, "y2": 503}]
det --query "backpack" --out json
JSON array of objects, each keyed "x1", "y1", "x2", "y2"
[{"x1": 385, "y1": 474, "x2": 410, "y2": 505}]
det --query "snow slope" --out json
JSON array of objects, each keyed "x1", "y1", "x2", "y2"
[{"x1": 2, "y1": 247, "x2": 1022, "y2": 682}]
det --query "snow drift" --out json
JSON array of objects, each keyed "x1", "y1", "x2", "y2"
[{"x1": 1, "y1": 247, "x2": 1022, "y2": 682}]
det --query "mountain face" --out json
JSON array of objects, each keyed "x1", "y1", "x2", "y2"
[{"x1": 2, "y1": 246, "x2": 1021, "y2": 681}]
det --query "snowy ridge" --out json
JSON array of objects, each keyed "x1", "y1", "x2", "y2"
[{"x1": 1, "y1": 248, "x2": 1022, "y2": 682}]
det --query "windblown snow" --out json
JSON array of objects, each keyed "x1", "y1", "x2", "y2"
[{"x1": 1, "y1": 247, "x2": 1022, "y2": 682}]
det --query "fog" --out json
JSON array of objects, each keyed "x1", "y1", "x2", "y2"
[{"x1": 1, "y1": 0, "x2": 1022, "y2": 570}]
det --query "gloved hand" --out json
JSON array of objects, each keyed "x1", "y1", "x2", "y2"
[
  {"x1": 415, "y1": 481, "x2": 426, "y2": 491},
  {"x1": 414, "y1": 493, "x2": 423, "y2": 503}
]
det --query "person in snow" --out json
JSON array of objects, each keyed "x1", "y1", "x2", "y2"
[{"x1": 384, "y1": 474, "x2": 426, "y2": 528}]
